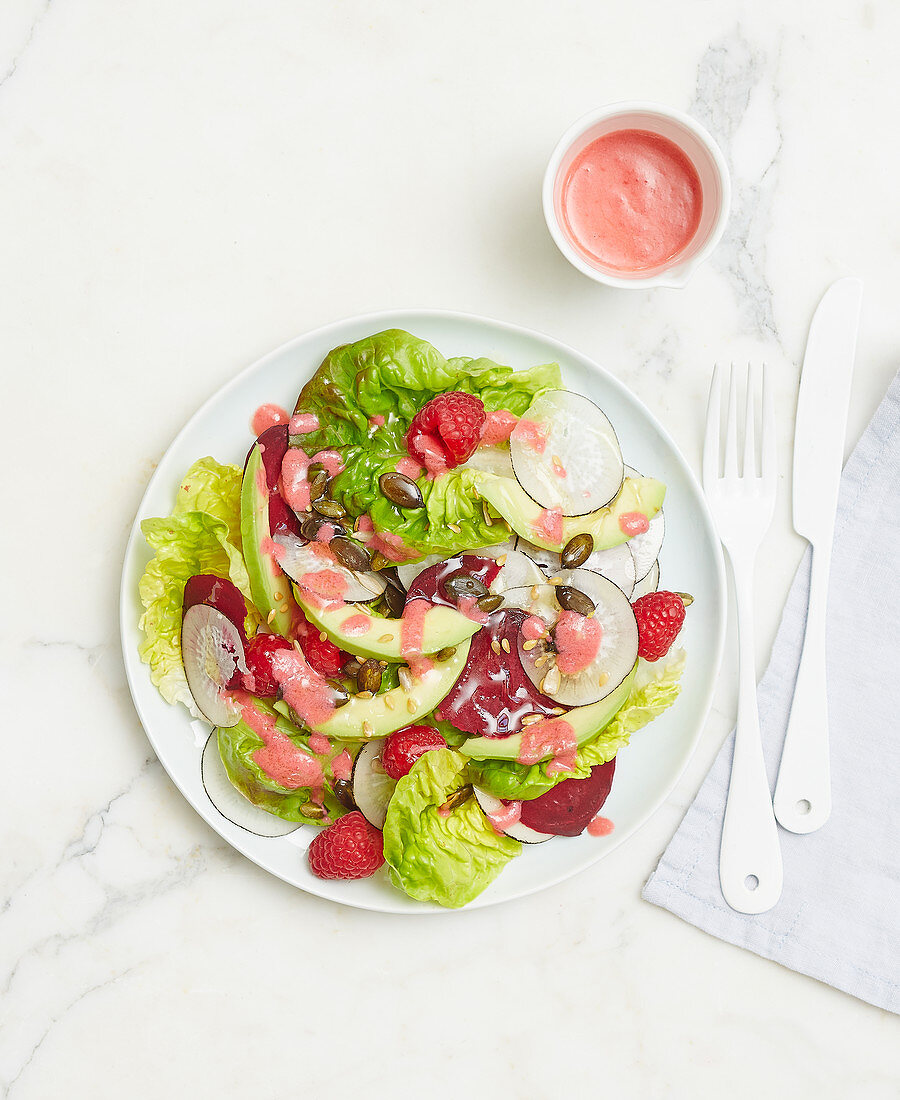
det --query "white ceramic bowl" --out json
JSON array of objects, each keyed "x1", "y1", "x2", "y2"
[{"x1": 543, "y1": 101, "x2": 731, "y2": 289}]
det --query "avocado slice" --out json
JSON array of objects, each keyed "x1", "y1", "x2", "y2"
[
  {"x1": 240, "y1": 444, "x2": 300, "y2": 637},
  {"x1": 293, "y1": 587, "x2": 482, "y2": 661},
  {"x1": 273, "y1": 640, "x2": 472, "y2": 740},
  {"x1": 462, "y1": 471, "x2": 665, "y2": 552},
  {"x1": 459, "y1": 661, "x2": 637, "y2": 762}
]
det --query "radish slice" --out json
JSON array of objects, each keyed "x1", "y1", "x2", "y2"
[
  {"x1": 351, "y1": 739, "x2": 395, "y2": 828},
  {"x1": 509, "y1": 390, "x2": 624, "y2": 516},
  {"x1": 396, "y1": 554, "x2": 446, "y2": 591},
  {"x1": 274, "y1": 534, "x2": 387, "y2": 602},
  {"x1": 473, "y1": 787, "x2": 554, "y2": 844},
  {"x1": 515, "y1": 576, "x2": 638, "y2": 707},
  {"x1": 632, "y1": 560, "x2": 660, "y2": 600},
  {"x1": 181, "y1": 604, "x2": 247, "y2": 727},
  {"x1": 489, "y1": 549, "x2": 545, "y2": 595},
  {"x1": 514, "y1": 538, "x2": 636, "y2": 598},
  {"x1": 461, "y1": 446, "x2": 515, "y2": 478},
  {"x1": 627, "y1": 513, "x2": 665, "y2": 581},
  {"x1": 201, "y1": 733, "x2": 300, "y2": 836}
]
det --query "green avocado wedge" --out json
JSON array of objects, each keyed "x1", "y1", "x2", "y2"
[
  {"x1": 274, "y1": 640, "x2": 472, "y2": 740},
  {"x1": 240, "y1": 445, "x2": 300, "y2": 637},
  {"x1": 463, "y1": 471, "x2": 665, "y2": 552},
  {"x1": 292, "y1": 587, "x2": 482, "y2": 661},
  {"x1": 460, "y1": 661, "x2": 637, "y2": 762}
]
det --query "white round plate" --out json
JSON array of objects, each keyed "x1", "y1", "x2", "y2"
[{"x1": 120, "y1": 309, "x2": 726, "y2": 913}]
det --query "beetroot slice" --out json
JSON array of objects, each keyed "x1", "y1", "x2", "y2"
[
  {"x1": 268, "y1": 491, "x2": 302, "y2": 537},
  {"x1": 518, "y1": 760, "x2": 616, "y2": 837},
  {"x1": 244, "y1": 424, "x2": 289, "y2": 490},
  {"x1": 435, "y1": 609, "x2": 565, "y2": 737},
  {"x1": 183, "y1": 574, "x2": 249, "y2": 687},
  {"x1": 405, "y1": 554, "x2": 501, "y2": 608}
]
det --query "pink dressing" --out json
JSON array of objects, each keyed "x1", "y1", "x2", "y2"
[
  {"x1": 551, "y1": 456, "x2": 567, "y2": 479},
  {"x1": 311, "y1": 449, "x2": 345, "y2": 477},
  {"x1": 331, "y1": 750, "x2": 353, "y2": 781},
  {"x1": 407, "y1": 654, "x2": 435, "y2": 679},
  {"x1": 368, "y1": 414, "x2": 386, "y2": 428},
  {"x1": 479, "y1": 409, "x2": 519, "y2": 446},
  {"x1": 297, "y1": 569, "x2": 348, "y2": 609},
  {"x1": 546, "y1": 749, "x2": 578, "y2": 776},
  {"x1": 554, "y1": 609, "x2": 602, "y2": 675},
  {"x1": 280, "y1": 448, "x2": 312, "y2": 513},
  {"x1": 315, "y1": 523, "x2": 336, "y2": 543},
  {"x1": 369, "y1": 529, "x2": 420, "y2": 563},
  {"x1": 522, "y1": 615, "x2": 549, "y2": 642},
  {"x1": 587, "y1": 814, "x2": 615, "y2": 837},
  {"x1": 456, "y1": 596, "x2": 490, "y2": 625},
  {"x1": 251, "y1": 404, "x2": 289, "y2": 437},
  {"x1": 412, "y1": 432, "x2": 449, "y2": 478},
  {"x1": 532, "y1": 507, "x2": 564, "y2": 545},
  {"x1": 259, "y1": 536, "x2": 286, "y2": 578},
  {"x1": 288, "y1": 412, "x2": 319, "y2": 435},
  {"x1": 400, "y1": 598, "x2": 431, "y2": 657},
  {"x1": 308, "y1": 733, "x2": 331, "y2": 755},
  {"x1": 234, "y1": 693, "x2": 324, "y2": 789},
  {"x1": 340, "y1": 613, "x2": 372, "y2": 636},
  {"x1": 269, "y1": 649, "x2": 336, "y2": 729},
  {"x1": 517, "y1": 717, "x2": 577, "y2": 766},
  {"x1": 396, "y1": 456, "x2": 425, "y2": 480},
  {"x1": 619, "y1": 511, "x2": 650, "y2": 537},
  {"x1": 511, "y1": 418, "x2": 548, "y2": 454},
  {"x1": 486, "y1": 800, "x2": 522, "y2": 835}
]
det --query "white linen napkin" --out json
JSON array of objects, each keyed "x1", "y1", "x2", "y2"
[{"x1": 643, "y1": 370, "x2": 900, "y2": 1014}]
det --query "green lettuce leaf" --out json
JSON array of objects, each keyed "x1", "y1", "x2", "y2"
[
  {"x1": 291, "y1": 330, "x2": 560, "y2": 559},
  {"x1": 138, "y1": 457, "x2": 258, "y2": 716},
  {"x1": 469, "y1": 650, "x2": 687, "y2": 802},
  {"x1": 382, "y1": 748, "x2": 520, "y2": 907},
  {"x1": 217, "y1": 699, "x2": 353, "y2": 824}
]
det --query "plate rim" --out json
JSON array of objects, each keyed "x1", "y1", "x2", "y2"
[{"x1": 119, "y1": 306, "x2": 726, "y2": 914}]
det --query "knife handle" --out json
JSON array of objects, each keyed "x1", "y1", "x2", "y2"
[{"x1": 774, "y1": 545, "x2": 833, "y2": 833}]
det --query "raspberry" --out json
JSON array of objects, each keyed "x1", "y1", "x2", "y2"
[
  {"x1": 381, "y1": 725, "x2": 448, "y2": 780},
  {"x1": 406, "y1": 392, "x2": 486, "y2": 471},
  {"x1": 632, "y1": 591, "x2": 687, "y2": 662},
  {"x1": 301, "y1": 631, "x2": 346, "y2": 679},
  {"x1": 307, "y1": 811, "x2": 385, "y2": 879},
  {"x1": 242, "y1": 632, "x2": 293, "y2": 695}
]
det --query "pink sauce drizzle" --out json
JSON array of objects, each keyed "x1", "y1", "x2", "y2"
[
  {"x1": 532, "y1": 508, "x2": 563, "y2": 545},
  {"x1": 297, "y1": 569, "x2": 348, "y2": 609},
  {"x1": 486, "y1": 800, "x2": 522, "y2": 835},
  {"x1": 587, "y1": 814, "x2": 615, "y2": 837},
  {"x1": 619, "y1": 511, "x2": 650, "y2": 537},
  {"x1": 308, "y1": 733, "x2": 331, "y2": 755},
  {"x1": 517, "y1": 718, "x2": 577, "y2": 766},
  {"x1": 511, "y1": 419, "x2": 548, "y2": 454},
  {"x1": 456, "y1": 596, "x2": 490, "y2": 625},
  {"x1": 369, "y1": 414, "x2": 386, "y2": 428},
  {"x1": 269, "y1": 649, "x2": 336, "y2": 730},
  {"x1": 311, "y1": 449, "x2": 345, "y2": 477},
  {"x1": 480, "y1": 409, "x2": 518, "y2": 446},
  {"x1": 234, "y1": 692, "x2": 324, "y2": 788},
  {"x1": 396, "y1": 456, "x2": 425, "y2": 480},
  {"x1": 340, "y1": 613, "x2": 372, "y2": 636},
  {"x1": 331, "y1": 750, "x2": 353, "y2": 781},
  {"x1": 522, "y1": 615, "x2": 549, "y2": 642},
  {"x1": 554, "y1": 609, "x2": 602, "y2": 675},
  {"x1": 259, "y1": 537, "x2": 285, "y2": 578},
  {"x1": 412, "y1": 433, "x2": 448, "y2": 478},
  {"x1": 551, "y1": 456, "x2": 567, "y2": 479},
  {"x1": 280, "y1": 448, "x2": 311, "y2": 513},
  {"x1": 251, "y1": 404, "x2": 289, "y2": 437},
  {"x1": 400, "y1": 599, "x2": 430, "y2": 656},
  {"x1": 369, "y1": 529, "x2": 420, "y2": 563},
  {"x1": 546, "y1": 749, "x2": 578, "y2": 776},
  {"x1": 407, "y1": 654, "x2": 435, "y2": 679},
  {"x1": 315, "y1": 523, "x2": 336, "y2": 543},
  {"x1": 288, "y1": 412, "x2": 319, "y2": 435}
]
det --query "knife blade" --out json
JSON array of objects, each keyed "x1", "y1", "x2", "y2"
[{"x1": 773, "y1": 276, "x2": 863, "y2": 834}]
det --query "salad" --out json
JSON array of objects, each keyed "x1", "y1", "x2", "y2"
[{"x1": 137, "y1": 329, "x2": 688, "y2": 907}]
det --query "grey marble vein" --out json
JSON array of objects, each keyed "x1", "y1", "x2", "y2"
[{"x1": 0, "y1": 0, "x2": 55, "y2": 92}]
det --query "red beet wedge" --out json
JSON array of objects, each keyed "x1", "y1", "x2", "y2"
[{"x1": 519, "y1": 759, "x2": 616, "y2": 837}]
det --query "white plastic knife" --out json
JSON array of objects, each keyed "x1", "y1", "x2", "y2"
[{"x1": 773, "y1": 277, "x2": 863, "y2": 834}]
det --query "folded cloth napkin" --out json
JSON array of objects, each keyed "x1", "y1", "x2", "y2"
[{"x1": 643, "y1": 370, "x2": 900, "y2": 1015}]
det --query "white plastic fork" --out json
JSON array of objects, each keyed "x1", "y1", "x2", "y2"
[{"x1": 703, "y1": 363, "x2": 783, "y2": 914}]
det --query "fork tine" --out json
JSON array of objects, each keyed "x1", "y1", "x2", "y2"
[
  {"x1": 703, "y1": 363, "x2": 722, "y2": 488},
  {"x1": 724, "y1": 363, "x2": 740, "y2": 479},
  {"x1": 743, "y1": 362, "x2": 758, "y2": 478},
  {"x1": 761, "y1": 362, "x2": 776, "y2": 486}
]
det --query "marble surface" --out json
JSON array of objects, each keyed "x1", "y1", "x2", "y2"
[{"x1": 1, "y1": 1, "x2": 898, "y2": 1096}]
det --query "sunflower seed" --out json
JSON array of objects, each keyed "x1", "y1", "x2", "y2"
[{"x1": 541, "y1": 665, "x2": 562, "y2": 695}]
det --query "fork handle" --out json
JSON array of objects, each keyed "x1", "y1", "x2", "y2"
[
  {"x1": 773, "y1": 544, "x2": 832, "y2": 833},
  {"x1": 719, "y1": 548, "x2": 784, "y2": 914}
]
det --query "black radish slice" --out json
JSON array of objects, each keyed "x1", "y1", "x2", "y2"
[
  {"x1": 351, "y1": 739, "x2": 395, "y2": 829},
  {"x1": 631, "y1": 560, "x2": 660, "y2": 600},
  {"x1": 201, "y1": 733, "x2": 300, "y2": 836},
  {"x1": 274, "y1": 534, "x2": 387, "y2": 602},
  {"x1": 509, "y1": 390, "x2": 624, "y2": 516},
  {"x1": 473, "y1": 787, "x2": 554, "y2": 844},
  {"x1": 181, "y1": 604, "x2": 247, "y2": 727}
]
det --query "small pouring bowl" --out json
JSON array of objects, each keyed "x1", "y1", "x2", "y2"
[{"x1": 543, "y1": 101, "x2": 731, "y2": 290}]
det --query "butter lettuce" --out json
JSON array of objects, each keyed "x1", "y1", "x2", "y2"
[
  {"x1": 291, "y1": 330, "x2": 560, "y2": 559},
  {"x1": 469, "y1": 650, "x2": 687, "y2": 802},
  {"x1": 138, "y1": 457, "x2": 259, "y2": 716},
  {"x1": 383, "y1": 748, "x2": 520, "y2": 907}
]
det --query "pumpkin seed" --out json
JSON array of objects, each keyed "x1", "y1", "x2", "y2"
[
  {"x1": 300, "y1": 801, "x2": 327, "y2": 820},
  {"x1": 442, "y1": 571, "x2": 487, "y2": 601},
  {"x1": 332, "y1": 779, "x2": 355, "y2": 810},
  {"x1": 383, "y1": 584, "x2": 406, "y2": 617},
  {"x1": 435, "y1": 646, "x2": 457, "y2": 661},
  {"x1": 560, "y1": 532, "x2": 594, "y2": 569},
  {"x1": 308, "y1": 469, "x2": 329, "y2": 502},
  {"x1": 329, "y1": 535, "x2": 371, "y2": 572},
  {"x1": 312, "y1": 497, "x2": 347, "y2": 520},
  {"x1": 379, "y1": 471, "x2": 425, "y2": 509},
  {"x1": 556, "y1": 585, "x2": 595, "y2": 616},
  {"x1": 476, "y1": 593, "x2": 504, "y2": 614},
  {"x1": 342, "y1": 657, "x2": 362, "y2": 679},
  {"x1": 327, "y1": 680, "x2": 350, "y2": 708},
  {"x1": 302, "y1": 513, "x2": 344, "y2": 541},
  {"x1": 357, "y1": 660, "x2": 383, "y2": 695},
  {"x1": 370, "y1": 550, "x2": 392, "y2": 571},
  {"x1": 439, "y1": 785, "x2": 473, "y2": 813}
]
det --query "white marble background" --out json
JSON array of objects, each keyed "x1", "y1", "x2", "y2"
[{"x1": 1, "y1": 1, "x2": 898, "y2": 1096}]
